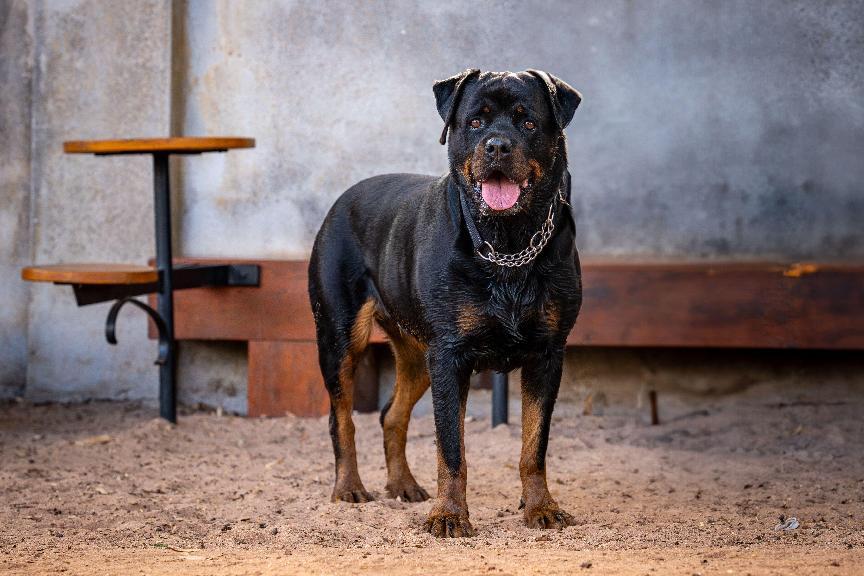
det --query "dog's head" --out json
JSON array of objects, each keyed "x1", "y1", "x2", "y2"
[{"x1": 434, "y1": 69, "x2": 581, "y2": 216}]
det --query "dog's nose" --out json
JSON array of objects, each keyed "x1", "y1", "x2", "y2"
[{"x1": 484, "y1": 137, "x2": 511, "y2": 158}]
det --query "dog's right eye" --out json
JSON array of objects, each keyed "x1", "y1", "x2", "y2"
[{"x1": 470, "y1": 119, "x2": 481, "y2": 129}]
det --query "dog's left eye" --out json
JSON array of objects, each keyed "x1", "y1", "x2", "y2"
[
  {"x1": 524, "y1": 120, "x2": 536, "y2": 130},
  {"x1": 470, "y1": 119, "x2": 481, "y2": 129}
]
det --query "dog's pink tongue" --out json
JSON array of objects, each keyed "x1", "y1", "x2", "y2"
[{"x1": 481, "y1": 177, "x2": 520, "y2": 210}]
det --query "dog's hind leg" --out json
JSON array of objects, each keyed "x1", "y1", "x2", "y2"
[
  {"x1": 380, "y1": 334, "x2": 431, "y2": 502},
  {"x1": 312, "y1": 287, "x2": 377, "y2": 503}
]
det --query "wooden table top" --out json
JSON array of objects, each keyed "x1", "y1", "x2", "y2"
[{"x1": 63, "y1": 137, "x2": 255, "y2": 155}]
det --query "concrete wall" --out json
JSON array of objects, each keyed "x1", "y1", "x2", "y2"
[
  {"x1": 176, "y1": 0, "x2": 864, "y2": 261},
  {"x1": 3, "y1": 1, "x2": 863, "y2": 407},
  {"x1": 0, "y1": 0, "x2": 33, "y2": 397},
  {"x1": 17, "y1": 0, "x2": 172, "y2": 402}
]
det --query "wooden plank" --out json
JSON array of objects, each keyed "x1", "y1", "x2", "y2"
[
  {"x1": 161, "y1": 259, "x2": 388, "y2": 343},
  {"x1": 22, "y1": 263, "x2": 158, "y2": 285},
  {"x1": 247, "y1": 340, "x2": 380, "y2": 417},
  {"x1": 575, "y1": 262, "x2": 864, "y2": 349},
  {"x1": 248, "y1": 341, "x2": 329, "y2": 417},
  {"x1": 64, "y1": 137, "x2": 255, "y2": 155},
  {"x1": 163, "y1": 259, "x2": 864, "y2": 350}
]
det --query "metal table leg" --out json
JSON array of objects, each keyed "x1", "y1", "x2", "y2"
[
  {"x1": 153, "y1": 153, "x2": 177, "y2": 423},
  {"x1": 492, "y1": 371, "x2": 508, "y2": 427}
]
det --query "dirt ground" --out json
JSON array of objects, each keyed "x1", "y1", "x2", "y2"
[{"x1": 2, "y1": 381, "x2": 863, "y2": 575}]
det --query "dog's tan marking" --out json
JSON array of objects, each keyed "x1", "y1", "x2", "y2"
[
  {"x1": 519, "y1": 397, "x2": 544, "y2": 481},
  {"x1": 456, "y1": 304, "x2": 483, "y2": 335},
  {"x1": 528, "y1": 158, "x2": 544, "y2": 182},
  {"x1": 336, "y1": 299, "x2": 376, "y2": 389},
  {"x1": 462, "y1": 157, "x2": 473, "y2": 183},
  {"x1": 544, "y1": 301, "x2": 560, "y2": 332},
  {"x1": 351, "y1": 299, "x2": 376, "y2": 353}
]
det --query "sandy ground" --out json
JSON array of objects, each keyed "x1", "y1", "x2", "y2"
[{"x1": 2, "y1": 382, "x2": 863, "y2": 575}]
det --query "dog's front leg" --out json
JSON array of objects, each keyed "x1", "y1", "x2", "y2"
[
  {"x1": 519, "y1": 348, "x2": 577, "y2": 529},
  {"x1": 423, "y1": 346, "x2": 475, "y2": 538}
]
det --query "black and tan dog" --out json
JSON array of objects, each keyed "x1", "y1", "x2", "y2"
[{"x1": 308, "y1": 69, "x2": 582, "y2": 537}]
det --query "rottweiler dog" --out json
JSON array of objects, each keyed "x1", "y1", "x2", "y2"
[{"x1": 308, "y1": 69, "x2": 582, "y2": 537}]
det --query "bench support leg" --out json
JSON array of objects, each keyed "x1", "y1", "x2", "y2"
[
  {"x1": 492, "y1": 371, "x2": 509, "y2": 427},
  {"x1": 105, "y1": 298, "x2": 171, "y2": 365},
  {"x1": 153, "y1": 153, "x2": 177, "y2": 423}
]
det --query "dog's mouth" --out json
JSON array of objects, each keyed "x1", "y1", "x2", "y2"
[{"x1": 473, "y1": 170, "x2": 532, "y2": 212}]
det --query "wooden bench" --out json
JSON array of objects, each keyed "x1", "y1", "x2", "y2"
[{"x1": 156, "y1": 259, "x2": 864, "y2": 417}]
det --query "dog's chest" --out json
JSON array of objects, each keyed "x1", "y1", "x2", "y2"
[{"x1": 456, "y1": 280, "x2": 560, "y2": 360}]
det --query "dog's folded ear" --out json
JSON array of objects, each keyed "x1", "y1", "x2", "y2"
[
  {"x1": 527, "y1": 70, "x2": 582, "y2": 131},
  {"x1": 433, "y1": 69, "x2": 481, "y2": 145}
]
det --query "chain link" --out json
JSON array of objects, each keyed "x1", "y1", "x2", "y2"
[{"x1": 476, "y1": 190, "x2": 565, "y2": 268}]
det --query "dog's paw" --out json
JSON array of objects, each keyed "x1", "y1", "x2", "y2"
[
  {"x1": 523, "y1": 503, "x2": 577, "y2": 530},
  {"x1": 424, "y1": 512, "x2": 476, "y2": 538},
  {"x1": 386, "y1": 478, "x2": 430, "y2": 502},
  {"x1": 331, "y1": 483, "x2": 374, "y2": 503}
]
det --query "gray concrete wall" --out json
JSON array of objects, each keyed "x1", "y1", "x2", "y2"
[
  {"x1": 0, "y1": 0, "x2": 34, "y2": 398},
  {"x1": 23, "y1": 0, "x2": 171, "y2": 402},
  {"x1": 176, "y1": 0, "x2": 864, "y2": 261},
  {"x1": 4, "y1": 0, "x2": 863, "y2": 407}
]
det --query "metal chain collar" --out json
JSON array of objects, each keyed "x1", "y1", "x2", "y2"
[{"x1": 477, "y1": 188, "x2": 568, "y2": 268}]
